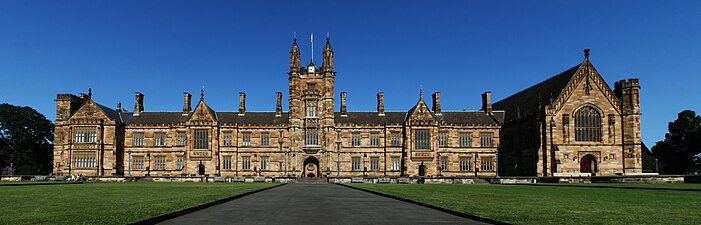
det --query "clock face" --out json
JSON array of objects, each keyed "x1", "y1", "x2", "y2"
[{"x1": 308, "y1": 66, "x2": 315, "y2": 73}]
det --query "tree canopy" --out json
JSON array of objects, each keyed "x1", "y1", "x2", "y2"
[
  {"x1": 0, "y1": 103, "x2": 54, "y2": 175},
  {"x1": 651, "y1": 110, "x2": 701, "y2": 174}
]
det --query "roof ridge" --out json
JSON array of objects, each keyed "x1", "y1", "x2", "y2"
[{"x1": 494, "y1": 64, "x2": 581, "y2": 105}]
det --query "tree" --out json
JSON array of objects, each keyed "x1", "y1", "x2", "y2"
[
  {"x1": 651, "y1": 110, "x2": 701, "y2": 174},
  {"x1": 0, "y1": 103, "x2": 54, "y2": 175}
]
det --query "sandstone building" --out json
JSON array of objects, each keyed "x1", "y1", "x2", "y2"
[{"x1": 52, "y1": 39, "x2": 642, "y2": 178}]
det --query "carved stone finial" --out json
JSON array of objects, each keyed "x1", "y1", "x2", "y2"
[
  {"x1": 201, "y1": 86, "x2": 204, "y2": 99},
  {"x1": 584, "y1": 48, "x2": 590, "y2": 59}
]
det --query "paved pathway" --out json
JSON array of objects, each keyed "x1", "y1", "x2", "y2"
[{"x1": 160, "y1": 183, "x2": 486, "y2": 225}]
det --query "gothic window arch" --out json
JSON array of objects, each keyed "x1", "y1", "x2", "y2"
[{"x1": 574, "y1": 106, "x2": 602, "y2": 142}]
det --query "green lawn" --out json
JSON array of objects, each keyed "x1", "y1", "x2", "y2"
[
  {"x1": 0, "y1": 182, "x2": 278, "y2": 225},
  {"x1": 348, "y1": 183, "x2": 701, "y2": 225}
]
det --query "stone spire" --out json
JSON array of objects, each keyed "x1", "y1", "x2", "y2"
[
  {"x1": 290, "y1": 38, "x2": 301, "y2": 71},
  {"x1": 322, "y1": 37, "x2": 334, "y2": 71}
]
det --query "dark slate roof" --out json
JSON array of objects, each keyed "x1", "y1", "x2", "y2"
[
  {"x1": 95, "y1": 103, "x2": 124, "y2": 123},
  {"x1": 493, "y1": 64, "x2": 581, "y2": 123},
  {"x1": 436, "y1": 111, "x2": 504, "y2": 125},
  {"x1": 127, "y1": 112, "x2": 190, "y2": 125},
  {"x1": 334, "y1": 111, "x2": 502, "y2": 125},
  {"x1": 335, "y1": 112, "x2": 406, "y2": 125},
  {"x1": 218, "y1": 112, "x2": 289, "y2": 125}
]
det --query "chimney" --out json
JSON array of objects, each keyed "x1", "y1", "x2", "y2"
[
  {"x1": 183, "y1": 92, "x2": 192, "y2": 115},
  {"x1": 340, "y1": 92, "x2": 347, "y2": 117},
  {"x1": 134, "y1": 92, "x2": 144, "y2": 116},
  {"x1": 432, "y1": 92, "x2": 441, "y2": 115},
  {"x1": 481, "y1": 92, "x2": 492, "y2": 115},
  {"x1": 238, "y1": 92, "x2": 246, "y2": 116},
  {"x1": 377, "y1": 92, "x2": 385, "y2": 116},
  {"x1": 275, "y1": 92, "x2": 282, "y2": 117}
]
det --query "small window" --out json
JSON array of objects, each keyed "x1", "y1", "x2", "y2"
[
  {"x1": 154, "y1": 156, "x2": 166, "y2": 170},
  {"x1": 481, "y1": 156, "x2": 494, "y2": 171},
  {"x1": 438, "y1": 132, "x2": 447, "y2": 147},
  {"x1": 370, "y1": 133, "x2": 379, "y2": 147},
  {"x1": 261, "y1": 132, "x2": 270, "y2": 146},
  {"x1": 223, "y1": 157, "x2": 232, "y2": 170},
  {"x1": 352, "y1": 157, "x2": 361, "y2": 171},
  {"x1": 155, "y1": 133, "x2": 167, "y2": 147},
  {"x1": 260, "y1": 156, "x2": 269, "y2": 170},
  {"x1": 480, "y1": 132, "x2": 493, "y2": 147},
  {"x1": 370, "y1": 157, "x2": 379, "y2": 171},
  {"x1": 440, "y1": 157, "x2": 448, "y2": 171},
  {"x1": 391, "y1": 157, "x2": 400, "y2": 171},
  {"x1": 307, "y1": 83, "x2": 316, "y2": 91},
  {"x1": 459, "y1": 157, "x2": 471, "y2": 171},
  {"x1": 133, "y1": 132, "x2": 145, "y2": 147},
  {"x1": 132, "y1": 156, "x2": 144, "y2": 170},
  {"x1": 176, "y1": 156, "x2": 184, "y2": 170},
  {"x1": 177, "y1": 132, "x2": 187, "y2": 146},
  {"x1": 242, "y1": 156, "x2": 251, "y2": 170},
  {"x1": 352, "y1": 133, "x2": 361, "y2": 147},
  {"x1": 459, "y1": 133, "x2": 471, "y2": 147},
  {"x1": 390, "y1": 132, "x2": 400, "y2": 146},
  {"x1": 306, "y1": 101, "x2": 317, "y2": 117},
  {"x1": 223, "y1": 132, "x2": 233, "y2": 146},
  {"x1": 242, "y1": 133, "x2": 251, "y2": 146}
]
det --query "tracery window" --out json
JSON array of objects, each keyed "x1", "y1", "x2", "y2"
[{"x1": 575, "y1": 106, "x2": 602, "y2": 142}]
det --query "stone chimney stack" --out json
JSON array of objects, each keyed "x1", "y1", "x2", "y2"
[
  {"x1": 377, "y1": 92, "x2": 385, "y2": 116},
  {"x1": 183, "y1": 92, "x2": 192, "y2": 115},
  {"x1": 275, "y1": 92, "x2": 282, "y2": 117},
  {"x1": 340, "y1": 92, "x2": 347, "y2": 117},
  {"x1": 481, "y1": 91, "x2": 492, "y2": 115},
  {"x1": 134, "y1": 92, "x2": 144, "y2": 116},
  {"x1": 432, "y1": 92, "x2": 441, "y2": 115},
  {"x1": 239, "y1": 92, "x2": 246, "y2": 116}
]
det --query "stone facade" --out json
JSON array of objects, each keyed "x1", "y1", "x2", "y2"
[
  {"x1": 52, "y1": 41, "x2": 642, "y2": 178},
  {"x1": 494, "y1": 49, "x2": 643, "y2": 176}
]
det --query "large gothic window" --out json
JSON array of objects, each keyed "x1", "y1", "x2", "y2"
[{"x1": 575, "y1": 106, "x2": 602, "y2": 142}]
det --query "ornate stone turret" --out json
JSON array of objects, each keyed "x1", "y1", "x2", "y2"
[
  {"x1": 614, "y1": 78, "x2": 642, "y2": 173},
  {"x1": 322, "y1": 38, "x2": 334, "y2": 71},
  {"x1": 290, "y1": 38, "x2": 301, "y2": 71}
]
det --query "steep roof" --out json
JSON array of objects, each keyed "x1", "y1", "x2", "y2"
[
  {"x1": 218, "y1": 112, "x2": 289, "y2": 125},
  {"x1": 437, "y1": 111, "x2": 504, "y2": 125},
  {"x1": 127, "y1": 112, "x2": 189, "y2": 125},
  {"x1": 335, "y1": 112, "x2": 406, "y2": 125},
  {"x1": 95, "y1": 103, "x2": 124, "y2": 123},
  {"x1": 493, "y1": 64, "x2": 581, "y2": 123}
]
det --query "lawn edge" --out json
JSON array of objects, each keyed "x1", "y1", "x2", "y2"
[
  {"x1": 504, "y1": 183, "x2": 701, "y2": 192},
  {"x1": 130, "y1": 183, "x2": 286, "y2": 225},
  {"x1": 339, "y1": 183, "x2": 510, "y2": 225}
]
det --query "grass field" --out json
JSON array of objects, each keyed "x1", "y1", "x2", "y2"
[
  {"x1": 348, "y1": 183, "x2": 701, "y2": 225},
  {"x1": 0, "y1": 182, "x2": 278, "y2": 225}
]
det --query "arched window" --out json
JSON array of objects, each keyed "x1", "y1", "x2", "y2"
[{"x1": 575, "y1": 106, "x2": 602, "y2": 142}]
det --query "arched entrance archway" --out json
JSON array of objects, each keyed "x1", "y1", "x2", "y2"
[
  {"x1": 418, "y1": 165, "x2": 426, "y2": 176},
  {"x1": 580, "y1": 154, "x2": 597, "y2": 174},
  {"x1": 198, "y1": 164, "x2": 205, "y2": 176},
  {"x1": 303, "y1": 156, "x2": 319, "y2": 177}
]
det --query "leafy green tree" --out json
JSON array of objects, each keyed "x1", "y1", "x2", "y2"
[
  {"x1": 0, "y1": 103, "x2": 54, "y2": 175},
  {"x1": 651, "y1": 110, "x2": 701, "y2": 174}
]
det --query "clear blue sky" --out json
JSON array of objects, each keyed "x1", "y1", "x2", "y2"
[{"x1": 1, "y1": 1, "x2": 699, "y2": 146}]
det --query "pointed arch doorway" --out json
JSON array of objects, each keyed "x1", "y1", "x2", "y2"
[
  {"x1": 303, "y1": 156, "x2": 319, "y2": 177},
  {"x1": 580, "y1": 154, "x2": 597, "y2": 174},
  {"x1": 198, "y1": 163, "x2": 205, "y2": 176}
]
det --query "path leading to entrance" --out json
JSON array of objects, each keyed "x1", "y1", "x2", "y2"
[{"x1": 159, "y1": 183, "x2": 486, "y2": 225}]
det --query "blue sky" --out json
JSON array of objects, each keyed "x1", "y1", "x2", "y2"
[{"x1": 1, "y1": 1, "x2": 699, "y2": 146}]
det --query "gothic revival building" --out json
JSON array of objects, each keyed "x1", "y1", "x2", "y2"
[{"x1": 52, "y1": 39, "x2": 642, "y2": 178}]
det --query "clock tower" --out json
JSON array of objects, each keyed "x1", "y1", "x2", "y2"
[{"x1": 288, "y1": 37, "x2": 336, "y2": 177}]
